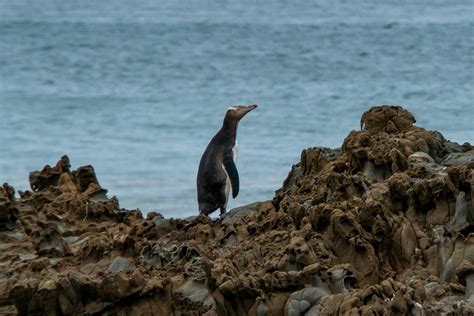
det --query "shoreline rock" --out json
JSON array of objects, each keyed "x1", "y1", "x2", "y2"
[{"x1": 1, "y1": 105, "x2": 473, "y2": 315}]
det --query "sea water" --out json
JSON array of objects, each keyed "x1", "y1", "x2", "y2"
[{"x1": 1, "y1": 0, "x2": 473, "y2": 217}]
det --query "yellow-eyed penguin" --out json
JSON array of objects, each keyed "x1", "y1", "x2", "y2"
[{"x1": 197, "y1": 104, "x2": 257, "y2": 216}]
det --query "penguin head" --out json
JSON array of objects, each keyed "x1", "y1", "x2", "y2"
[{"x1": 225, "y1": 104, "x2": 258, "y2": 121}]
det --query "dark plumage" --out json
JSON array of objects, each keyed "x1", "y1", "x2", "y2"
[{"x1": 197, "y1": 104, "x2": 257, "y2": 216}]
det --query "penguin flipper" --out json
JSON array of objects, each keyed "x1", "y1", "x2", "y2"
[{"x1": 223, "y1": 154, "x2": 239, "y2": 198}]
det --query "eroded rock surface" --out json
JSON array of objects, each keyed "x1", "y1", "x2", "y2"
[{"x1": 1, "y1": 105, "x2": 473, "y2": 315}]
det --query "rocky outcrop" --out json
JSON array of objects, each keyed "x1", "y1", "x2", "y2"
[{"x1": 1, "y1": 105, "x2": 473, "y2": 315}]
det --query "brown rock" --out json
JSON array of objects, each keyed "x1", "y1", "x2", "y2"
[
  {"x1": 360, "y1": 105, "x2": 415, "y2": 133},
  {"x1": 2, "y1": 105, "x2": 473, "y2": 315}
]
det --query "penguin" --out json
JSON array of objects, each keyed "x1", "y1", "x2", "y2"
[{"x1": 197, "y1": 104, "x2": 258, "y2": 216}]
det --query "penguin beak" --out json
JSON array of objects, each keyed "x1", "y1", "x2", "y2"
[
  {"x1": 239, "y1": 104, "x2": 257, "y2": 119},
  {"x1": 244, "y1": 104, "x2": 258, "y2": 113}
]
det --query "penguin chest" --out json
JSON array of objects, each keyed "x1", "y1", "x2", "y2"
[
  {"x1": 222, "y1": 143, "x2": 238, "y2": 206},
  {"x1": 222, "y1": 164, "x2": 231, "y2": 207}
]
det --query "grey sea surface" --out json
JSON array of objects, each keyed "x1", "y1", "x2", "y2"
[{"x1": 1, "y1": 0, "x2": 473, "y2": 217}]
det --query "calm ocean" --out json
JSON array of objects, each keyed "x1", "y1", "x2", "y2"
[{"x1": 1, "y1": 0, "x2": 473, "y2": 217}]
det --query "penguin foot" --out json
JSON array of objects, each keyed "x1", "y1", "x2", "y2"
[{"x1": 220, "y1": 207, "x2": 226, "y2": 216}]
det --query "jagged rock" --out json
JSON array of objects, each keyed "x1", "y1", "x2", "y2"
[
  {"x1": 286, "y1": 236, "x2": 317, "y2": 270},
  {"x1": 327, "y1": 265, "x2": 356, "y2": 293},
  {"x1": 456, "y1": 260, "x2": 474, "y2": 303},
  {"x1": 1, "y1": 105, "x2": 473, "y2": 315},
  {"x1": 360, "y1": 105, "x2": 415, "y2": 133},
  {"x1": 0, "y1": 184, "x2": 18, "y2": 231},
  {"x1": 29, "y1": 155, "x2": 71, "y2": 191},
  {"x1": 447, "y1": 191, "x2": 473, "y2": 233},
  {"x1": 300, "y1": 147, "x2": 340, "y2": 175},
  {"x1": 152, "y1": 217, "x2": 173, "y2": 233}
]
